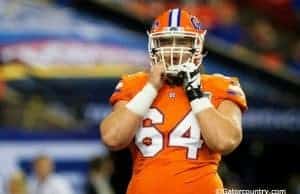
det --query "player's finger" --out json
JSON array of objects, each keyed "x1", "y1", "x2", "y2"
[
  {"x1": 158, "y1": 63, "x2": 165, "y2": 72},
  {"x1": 153, "y1": 65, "x2": 164, "y2": 74}
]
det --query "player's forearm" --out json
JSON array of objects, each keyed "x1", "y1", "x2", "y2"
[
  {"x1": 101, "y1": 82, "x2": 158, "y2": 150},
  {"x1": 195, "y1": 107, "x2": 242, "y2": 154},
  {"x1": 100, "y1": 107, "x2": 142, "y2": 150}
]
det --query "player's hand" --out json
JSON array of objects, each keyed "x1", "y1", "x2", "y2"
[
  {"x1": 178, "y1": 63, "x2": 201, "y2": 91},
  {"x1": 149, "y1": 62, "x2": 165, "y2": 90}
]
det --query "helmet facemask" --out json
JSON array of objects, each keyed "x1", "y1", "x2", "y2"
[{"x1": 148, "y1": 29, "x2": 206, "y2": 76}]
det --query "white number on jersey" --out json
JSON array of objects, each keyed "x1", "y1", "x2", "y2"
[
  {"x1": 169, "y1": 111, "x2": 203, "y2": 159},
  {"x1": 135, "y1": 108, "x2": 163, "y2": 157},
  {"x1": 135, "y1": 108, "x2": 203, "y2": 159}
]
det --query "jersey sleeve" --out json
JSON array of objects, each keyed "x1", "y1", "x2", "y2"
[
  {"x1": 109, "y1": 72, "x2": 149, "y2": 106},
  {"x1": 215, "y1": 77, "x2": 247, "y2": 112},
  {"x1": 221, "y1": 78, "x2": 247, "y2": 111},
  {"x1": 109, "y1": 76, "x2": 132, "y2": 105},
  {"x1": 203, "y1": 74, "x2": 248, "y2": 112}
]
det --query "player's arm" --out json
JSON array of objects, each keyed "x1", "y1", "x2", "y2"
[
  {"x1": 100, "y1": 64, "x2": 165, "y2": 151},
  {"x1": 193, "y1": 99, "x2": 242, "y2": 155},
  {"x1": 180, "y1": 64, "x2": 245, "y2": 155},
  {"x1": 100, "y1": 100, "x2": 142, "y2": 150}
]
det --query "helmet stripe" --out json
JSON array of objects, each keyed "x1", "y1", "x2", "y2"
[
  {"x1": 168, "y1": 10, "x2": 173, "y2": 26},
  {"x1": 170, "y1": 8, "x2": 179, "y2": 27},
  {"x1": 177, "y1": 9, "x2": 181, "y2": 26}
]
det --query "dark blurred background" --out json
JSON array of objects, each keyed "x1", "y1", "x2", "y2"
[{"x1": 0, "y1": 0, "x2": 300, "y2": 194}]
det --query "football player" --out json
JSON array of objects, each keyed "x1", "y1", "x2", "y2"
[{"x1": 100, "y1": 8, "x2": 247, "y2": 194}]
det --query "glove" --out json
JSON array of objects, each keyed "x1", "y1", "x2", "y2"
[{"x1": 176, "y1": 63, "x2": 204, "y2": 101}]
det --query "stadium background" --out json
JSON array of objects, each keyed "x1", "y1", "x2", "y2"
[{"x1": 0, "y1": 0, "x2": 300, "y2": 193}]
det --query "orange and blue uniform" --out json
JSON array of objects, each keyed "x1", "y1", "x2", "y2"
[{"x1": 110, "y1": 72, "x2": 247, "y2": 194}]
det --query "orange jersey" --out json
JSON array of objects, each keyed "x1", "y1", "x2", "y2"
[{"x1": 110, "y1": 72, "x2": 247, "y2": 194}]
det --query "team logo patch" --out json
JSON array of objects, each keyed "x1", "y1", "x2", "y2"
[
  {"x1": 227, "y1": 89, "x2": 239, "y2": 96},
  {"x1": 168, "y1": 92, "x2": 176, "y2": 99},
  {"x1": 227, "y1": 85, "x2": 244, "y2": 97},
  {"x1": 191, "y1": 16, "x2": 202, "y2": 30}
]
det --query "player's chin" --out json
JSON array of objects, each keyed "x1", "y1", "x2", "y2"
[
  {"x1": 165, "y1": 74, "x2": 184, "y2": 86},
  {"x1": 160, "y1": 72, "x2": 167, "y2": 80}
]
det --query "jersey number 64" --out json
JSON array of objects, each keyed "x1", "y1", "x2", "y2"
[{"x1": 135, "y1": 108, "x2": 203, "y2": 160}]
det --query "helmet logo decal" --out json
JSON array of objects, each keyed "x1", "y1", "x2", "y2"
[
  {"x1": 191, "y1": 16, "x2": 202, "y2": 30},
  {"x1": 151, "y1": 20, "x2": 159, "y2": 31}
]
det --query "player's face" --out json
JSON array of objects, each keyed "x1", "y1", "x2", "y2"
[
  {"x1": 158, "y1": 36, "x2": 194, "y2": 47},
  {"x1": 153, "y1": 37, "x2": 195, "y2": 68}
]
